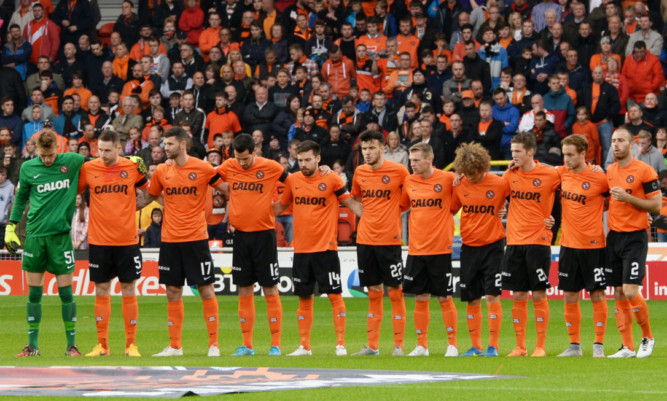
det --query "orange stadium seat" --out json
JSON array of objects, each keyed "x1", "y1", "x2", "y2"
[
  {"x1": 98, "y1": 23, "x2": 114, "y2": 47},
  {"x1": 338, "y1": 206, "x2": 357, "y2": 246}
]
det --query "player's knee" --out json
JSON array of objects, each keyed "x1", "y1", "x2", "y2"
[
  {"x1": 28, "y1": 286, "x2": 42, "y2": 304},
  {"x1": 58, "y1": 285, "x2": 74, "y2": 304},
  {"x1": 622, "y1": 284, "x2": 639, "y2": 299}
]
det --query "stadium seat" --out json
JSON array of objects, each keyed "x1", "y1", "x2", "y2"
[
  {"x1": 338, "y1": 207, "x2": 357, "y2": 245},
  {"x1": 98, "y1": 23, "x2": 114, "y2": 47}
]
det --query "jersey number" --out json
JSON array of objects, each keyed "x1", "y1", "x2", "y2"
[
  {"x1": 271, "y1": 263, "x2": 279, "y2": 278},
  {"x1": 64, "y1": 250, "x2": 75, "y2": 265},
  {"x1": 390, "y1": 263, "x2": 403, "y2": 278},
  {"x1": 134, "y1": 256, "x2": 141, "y2": 270},
  {"x1": 630, "y1": 262, "x2": 639, "y2": 278},
  {"x1": 536, "y1": 268, "x2": 547, "y2": 282},
  {"x1": 495, "y1": 273, "x2": 502, "y2": 288},
  {"x1": 200, "y1": 261, "x2": 212, "y2": 276},
  {"x1": 594, "y1": 268, "x2": 604, "y2": 283},
  {"x1": 328, "y1": 272, "x2": 341, "y2": 286}
]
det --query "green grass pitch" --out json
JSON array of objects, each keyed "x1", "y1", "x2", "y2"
[{"x1": 0, "y1": 296, "x2": 664, "y2": 401}]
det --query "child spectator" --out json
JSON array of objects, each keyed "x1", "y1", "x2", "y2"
[
  {"x1": 571, "y1": 107, "x2": 601, "y2": 165},
  {"x1": 144, "y1": 208, "x2": 163, "y2": 247}
]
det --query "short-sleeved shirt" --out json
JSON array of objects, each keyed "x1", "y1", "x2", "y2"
[
  {"x1": 400, "y1": 169, "x2": 456, "y2": 255},
  {"x1": 216, "y1": 156, "x2": 287, "y2": 232},
  {"x1": 79, "y1": 157, "x2": 148, "y2": 246},
  {"x1": 607, "y1": 158, "x2": 660, "y2": 232},
  {"x1": 281, "y1": 171, "x2": 350, "y2": 253},
  {"x1": 451, "y1": 173, "x2": 510, "y2": 247},
  {"x1": 147, "y1": 157, "x2": 222, "y2": 242},
  {"x1": 503, "y1": 161, "x2": 561, "y2": 246},
  {"x1": 558, "y1": 165, "x2": 609, "y2": 249},
  {"x1": 351, "y1": 160, "x2": 410, "y2": 245},
  {"x1": 10, "y1": 152, "x2": 86, "y2": 237}
]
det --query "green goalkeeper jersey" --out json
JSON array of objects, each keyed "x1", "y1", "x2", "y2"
[{"x1": 10, "y1": 152, "x2": 86, "y2": 237}]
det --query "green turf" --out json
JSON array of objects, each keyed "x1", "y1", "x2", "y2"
[{"x1": 0, "y1": 296, "x2": 664, "y2": 400}]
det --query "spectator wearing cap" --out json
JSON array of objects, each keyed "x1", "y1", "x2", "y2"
[
  {"x1": 178, "y1": 0, "x2": 204, "y2": 47},
  {"x1": 113, "y1": 0, "x2": 141, "y2": 48},
  {"x1": 622, "y1": 40, "x2": 663, "y2": 105},
  {"x1": 456, "y1": 89, "x2": 478, "y2": 128},
  {"x1": 167, "y1": 30, "x2": 189, "y2": 63},
  {"x1": 294, "y1": 108, "x2": 328, "y2": 144},
  {"x1": 477, "y1": 27, "x2": 509, "y2": 91},
  {"x1": 263, "y1": 135, "x2": 284, "y2": 161},
  {"x1": 63, "y1": 71, "x2": 93, "y2": 111},
  {"x1": 589, "y1": 36, "x2": 622, "y2": 73}
]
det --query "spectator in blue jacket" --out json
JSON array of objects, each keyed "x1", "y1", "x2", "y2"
[
  {"x1": 2, "y1": 24, "x2": 31, "y2": 81},
  {"x1": 491, "y1": 87, "x2": 519, "y2": 159},
  {"x1": 543, "y1": 74, "x2": 575, "y2": 138}
]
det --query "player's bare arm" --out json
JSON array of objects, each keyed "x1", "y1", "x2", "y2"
[
  {"x1": 137, "y1": 191, "x2": 159, "y2": 209},
  {"x1": 610, "y1": 188, "x2": 661, "y2": 213},
  {"x1": 340, "y1": 197, "x2": 363, "y2": 217},
  {"x1": 273, "y1": 200, "x2": 290, "y2": 216}
]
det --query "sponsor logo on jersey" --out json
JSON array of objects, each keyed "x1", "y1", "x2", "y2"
[
  {"x1": 510, "y1": 190, "x2": 541, "y2": 202},
  {"x1": 382, "y1": 175, "x2": 390, "y2": 184},
  {"x1": 582, "y1": 182, "x2": 590, "y2": 190},
  {"x1": 411, "y1": 198, "x2": 442, "y2": 208},
  {"x1": 37, "y1": 179, "x2": 70, "y2": 193},
  {"x1": 189, "y1": 172, "x2": 197, "y2": 181},
  {"x1": 533, "y1": 178, "x2": 541, "y2": 187},
  {"x1": 361, "y1": 189, "x2": 390, "y2": 199},
  {"x1": 627, "y1": 175, "x2": 634, "y2": 183},
  {"x1": 60, "y1": 166, "x2": 68, "y2": 174},
  {"x1": 561, "y1": 190, "x2": 587, "y2": 205},
  {"x1": 318, "y1": 183, "x2": 327, "y2": 191},
  {"x1": 462, "y1": 204, "x2": 495, "y2": 214},
  {"x1": 94, "y1": 184, "x2": 128, "y2": 195},
  {"x1": 294, "y1": 196, "x2": 327, "y2": 205},
  {"x1": 120, "y1": 171, "x2": 128, "y2": 179},
  {"x1": 165, "y1": 186, "x2": 198, "y2": 196},
  {"x1": 232, "y1": 181, "x2": 264, "y2": 193},
  {"x1": 256, "y1": 171, "x2": 265, "y2": 179}
]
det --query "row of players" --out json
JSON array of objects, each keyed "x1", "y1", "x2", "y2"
[{"x1": 5, "y1": 126, "x2": 656, "y2": 358}]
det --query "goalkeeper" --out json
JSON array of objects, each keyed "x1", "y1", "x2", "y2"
[{"x1": 7, "y1": 130, "x2": 86, "y2": 357}]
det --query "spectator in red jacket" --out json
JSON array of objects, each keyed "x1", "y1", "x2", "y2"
[
  {"x1": 178, "y1": 0, "x2": 204, "y2": 48},
  {"x1": 622, "y1": 40, "x2": 663, "y2": 105}
]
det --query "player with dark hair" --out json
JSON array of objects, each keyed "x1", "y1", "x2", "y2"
[
  {"x1": 400, "y1": 142, "x2": 459, "y2": 357},
  {"x1": 217, "y1": 133, "x2": 289, "y2": 356},
  {"x1": 274, "y1": 140, "x2": 363, "y2": 356},
  {"x1": 143, "y1": 127, "x2": 226, "y2": 357},
  {"x1": 351, "y1": 130, "x2": 410, "y2": 356},
  {"x1": 7, "y1": 129, "x2": 86, "y2": 357},
  {"x1": 606, "y1": 127, "x2": 659, "y2": 358},
  {"x1": 503, "y1": 131, "x2": 560, "y2": 357},
  {"x1": 79, "y1": 130, "x2": 148, "y2": 357},
  {"x1": 451, "y1": 142, "x2": 510, "y2": 357}
]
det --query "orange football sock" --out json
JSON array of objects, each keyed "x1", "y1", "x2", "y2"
[
  {"x1": 121, "y1": 296, "x2": 138, "y2": 348},
  {"x1": 439, "y1": 297, "x2": 457, "y2": 347},
  {"x1": 328, "y1": 293, "x2": 346, "y2": 346},
  {"x1": 592, "y1": 299, "x2": 608, "y2": 344},
  {"x1": 167, "y1": 300, "x2": 184, "y2": 349},
  {"x1": 265, "y1": 293, "x2": 282, "y2": 348},
  {"x1": 628, "y1": 294, "x2": 652, "y2": 339},
  {"x1": 238, "y1": 294, "x2": 255, "y2": 349},
  {"x1": 296, "y1": 298, "x2": 314, "y2": 350},
  {"x1": 367, "y1": 289, "x2": 384, "y2": 350},
  {"x1": 94, "y1": 295, "x2": 111, "y2": 349},
  {"x1": 388, "y1": 288, "x2": 405, "y2": 348},
  {"x1": 614, "y1": 299, "x2": 634, "y2": 350},
  {"x1": 202, "y1": 297, "x2": 219, "y2": 347},
  {"x1": 564, "y1": 302, "x2": 581, "y2": 344},
  {"x1": 487, "y1": 301, "x2": 502, "y2": 349},
  {"x1": 511, "y1": 299, "x2": 528, "y2": 350},
  {"x1": 414, "y1": 299, "x2": 430, "y2": 348},
  {"x1": 533, "y1": 298, "x2": 549, "y2": 350},
  {"x1": 466, "y1": 304, "x2": 482, "y2": 351}
]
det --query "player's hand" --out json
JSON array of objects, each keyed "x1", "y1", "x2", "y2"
[
  {"x1": 610, "y1": 186, "x2": 628, "y2": 202},
  {"x1": 544, "y1": 215, "x2": 555, "y2": 229},
  {"x1": 453, "y1": 172, "x2": 463, "y2": 186},
  {"x1": 498, "y1": 208, "x2": 507, "y2": 219},
  {"x1": 5, "y1": 223, "x2": 20, "y2": 255},
  {"x1": 227, "y1": 224, "x2": 236, "y2": 234},
  {"x1": 318, "y1": 165, "x2": 332, "y2": 175},
  {"x1": 127, "y1": 156, "x2": 147, "y2": 175},
  {"x1": 590, "y1": 164, "x2": 604, "y2": 173},
  {"x1": 507, "y1": 160, "x2": 518, "y2": 171}
]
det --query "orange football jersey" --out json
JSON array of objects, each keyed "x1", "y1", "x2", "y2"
[{"x1": 607, "y1": 158, "x2": 660, "y2": 232}]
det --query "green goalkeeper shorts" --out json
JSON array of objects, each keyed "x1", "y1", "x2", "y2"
[{"x1": 22, "y1": 232, "x2": 76, "y2": 276}]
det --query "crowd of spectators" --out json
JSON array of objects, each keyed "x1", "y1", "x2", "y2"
[{"x1": 0, "y1": 0, "x2": 667, "y2": 194}]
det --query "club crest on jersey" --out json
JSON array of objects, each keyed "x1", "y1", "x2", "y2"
[
  {"x1": 382, "y1": 175, "x2": 390, "y2": 184},
  {"x1": 256, "y1": 171, "x2": 265, "y2": 179},
  {"x1": 486, "y1": 190, "x2": 495, "y2": 199},
  {"x1": 318, "y1": 183, "x2": 327, "y2": 191},
  {"x1": 582, "y1": 182, "x2": 590, "y2": 190},
  {"x1": 120, "y1": 171, "x2": 128, "y2": 179},
  {"x1": 627, "y1": 175, "x2": 634, "y2": 183},
  {"x1": 433, "y1": 184, "x2": 442, "y2": 192},
  {"x1": 533, "y1": 178, "x2": 541, "y2": 187},
  {"x1": 60, "y1": 165, "x2": 68, "y2": 174},
  {"x1": 189, "y1": 172, "x2": 197, "y2": 181}
]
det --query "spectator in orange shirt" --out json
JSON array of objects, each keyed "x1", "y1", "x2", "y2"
[
  {"x1": 63, "y1": 72, "x2": 93, "y2": 112},
  {"x1": 571, "y1": 107, "x2": 601, "y2": 165},
  {"x1": 321, "y1": 45, "x2": 355, "y2": 100},
  {"x1": 395, "y1": 17, "x2": 419, "y2": 69},
  {"x1": 383, "y1": 52, "x2": 413, "y2": 103},
  {"x1": 199, "y1": 12, "x2": 222, "y2": 62}
]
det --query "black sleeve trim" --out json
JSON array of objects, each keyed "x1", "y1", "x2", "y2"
[
  {"x1": 279, "y1": 169, "x2": 288, "y2": 183},
  {"x1": 643, "y1": 180, "x2": 660, "y2": 194},
  {"x1": 335, "y1": 187, "x2": 347, "y2": 197},
  {"x1": 135, "y1": 177, "x2": 148, "y2": 188},
  {"x1": 209, "y1": 173, "x2": 222, "y2": 186}
]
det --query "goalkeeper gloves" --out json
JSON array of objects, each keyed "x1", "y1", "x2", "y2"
[
  {"x1": 127, "y1": 156, "x2": 147, "y2": 175},
  {"x1": 5, "y1": 223, "x2": 20, "y2": 255}
]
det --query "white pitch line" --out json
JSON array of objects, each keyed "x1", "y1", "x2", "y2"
[{"x1": 426, "y1": 385, "x2": 667, "y2": 395}]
